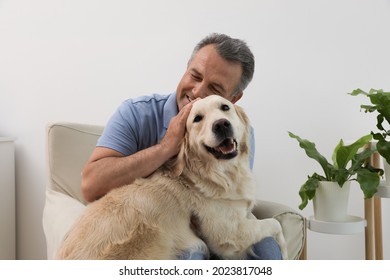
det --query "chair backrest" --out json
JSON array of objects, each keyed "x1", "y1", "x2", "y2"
[{"x1": 46, "y1": 122, "x2": 104, "y2": 205}]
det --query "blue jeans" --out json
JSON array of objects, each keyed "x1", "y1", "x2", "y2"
[
  {"x1": 246, "y1": 237, "x2": 283, "y2": 260},
  {"x1": 179, "y1": 237, "x2": 282, "y2": 260}
]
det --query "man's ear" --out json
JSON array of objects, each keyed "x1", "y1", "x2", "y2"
[
  {"x1": 163, "y1": 137, "x2": 187, "y2": 178},
  {"x1": 231, "y1": 91, "x2": 243, "y2": 104}
]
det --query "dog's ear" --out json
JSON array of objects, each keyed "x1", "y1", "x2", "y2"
[
  {"x1": 163, "y1": 136, "x2": 187, "y2": 178},
  {"x1": 234, "y1": 105, "x2": 250, "y2": 155}
]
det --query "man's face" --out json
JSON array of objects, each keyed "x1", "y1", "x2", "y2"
[{"x1": 176, "y1": 44, "x2": 243, "y2": 111}]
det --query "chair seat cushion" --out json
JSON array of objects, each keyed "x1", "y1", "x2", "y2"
[{"x1": 42, "y1": 189, "x2": 85, "y2": 259}]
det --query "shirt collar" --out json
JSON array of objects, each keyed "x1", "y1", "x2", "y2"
[{"x1": 163, "y1": 92, "x2": 179, "y2": 129}]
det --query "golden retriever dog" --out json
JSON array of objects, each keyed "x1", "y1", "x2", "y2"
[{"x1": 57, "y1": 95, "x2": 287, "y2": 260}]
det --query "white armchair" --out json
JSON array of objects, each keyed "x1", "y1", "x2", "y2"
[{"x1": 42, "y1": 122, "x2": 307, "y2": 259}]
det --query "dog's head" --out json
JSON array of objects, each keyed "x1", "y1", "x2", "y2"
[
  {"x1": 186, "y1": 95, "x2": 250, "y2": 162},
  {"x1": 167, "y1": 95, "x2": 251, "y2": 178}
]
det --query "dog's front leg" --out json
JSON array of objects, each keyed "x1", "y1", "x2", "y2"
[
  {"x1": 203, "y1": 216, "x2": 288, "y2": 260},
  {"x1": 238, "y1": 217, "x2": 288, "y2": 260},
  {"x1": 247, "y1": 218, "x2": 288, "y2": 260}
]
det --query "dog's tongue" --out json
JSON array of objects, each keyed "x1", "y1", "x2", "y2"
[{"x1": 218, "y1": 138, "x2": 235, "y2": 154}]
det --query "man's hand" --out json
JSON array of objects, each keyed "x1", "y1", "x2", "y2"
[{"x1": 160, "y1": 99, "x2": 198, "y2": 157}]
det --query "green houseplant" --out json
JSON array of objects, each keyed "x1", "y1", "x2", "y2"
[
  {"x1": 288, "y1": 132, "x2": 382, "y2": 214},
  {"x1": 349, "y1": 88, "x2": 390, "y2": 166}
]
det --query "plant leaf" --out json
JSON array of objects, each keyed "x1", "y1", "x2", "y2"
[
  {"x1": 334, "y1": 134, "x2": 372, "y2": 169},
  {"x1": 350, "y1": 149, "x2": 375, "y2": 172},
  {"x1": 298, "y1": 175, "x2": 321, "y2": 210},
  {"x1": 361, "y1": 105, "x2": 378, "y2": 113},
  {"x1": 377, "y1": 139, "x2": 390, "y2": 164},
  {"x1": 348, "y1": 88, "x2": 368, "y2": 96},
  {"x1": 331, "y1": 139, "x2": 344, "y2": 169},
  {"x1": 367, "y1": 90, "x2": 390, "y2": 126},
  {"x1": 331, "y1": 169, "x2": 349, "y2": 187},
  {"x1": 288, "y1": 132, "x2": 331, "y2": 180},
  {"x1": 356, "y1": 168, "x2": 380, "y2": 198},
  {"x1": 376, "y1": 114, "x2": 385, "y2": 131}
]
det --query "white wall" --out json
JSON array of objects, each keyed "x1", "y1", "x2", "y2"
[{"x1": 1, "y1": 0, "x2": 390, "y2": 260}]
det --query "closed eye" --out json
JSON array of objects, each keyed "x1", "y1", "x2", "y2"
[
  {"x1": 191, "y1": 73, "x2": 202, "y2": 82},
  {"x1": 194, "y1": 115, "x2": 203, "y2": 123},
  {"x1": 210, "y1": 85, "x2": 221, "y2": 95}
]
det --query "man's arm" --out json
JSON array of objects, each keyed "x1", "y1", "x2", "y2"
[{"x1": 81, "y1": 102, "x2": 193, "y2": 202}]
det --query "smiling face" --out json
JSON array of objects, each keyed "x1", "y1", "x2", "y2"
[
  {"x1": 176, "y1": 44, "x2": 243, "y2": 111},
  {"x1": 186, "y1": 95, "x2": 247, "y2": 161}
]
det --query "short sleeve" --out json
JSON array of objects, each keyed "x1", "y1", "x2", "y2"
[{"x1": 97, "y1": 101, "x2": 139, "y2": 156}]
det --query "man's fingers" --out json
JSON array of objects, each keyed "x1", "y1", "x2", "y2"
[{"x1": 179, "y1": 97, "x2": 200, "y2": 119}]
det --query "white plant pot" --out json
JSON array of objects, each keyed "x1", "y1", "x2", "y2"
[
  {"x1": 313, "y1": 181, "x2": 351, "y2": 222},
  {"x1": 383, "y1": 158, "x2": 390, "y2": 186}
]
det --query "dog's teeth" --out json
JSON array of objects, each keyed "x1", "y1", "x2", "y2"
[{"x1": 218, "y1": 140, "x2": 236, "y2": 154}]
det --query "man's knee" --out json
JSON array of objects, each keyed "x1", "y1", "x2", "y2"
[{"x1": 246, "y1": 236, "x2": 283, "y2": 260}]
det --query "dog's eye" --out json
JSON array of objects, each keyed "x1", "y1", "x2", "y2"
[
  {"x1": 193, "y1": 115, "x2": 203, "y2": 123},
  {"x1": 221, "y1": 104, "x2": 230, "y2": 111}
]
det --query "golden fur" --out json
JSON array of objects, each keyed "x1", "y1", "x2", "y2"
[{"x1": 57, "y1": 95, "x2": 287, "y2": 260}]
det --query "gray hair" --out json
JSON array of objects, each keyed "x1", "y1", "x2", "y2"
[{"x1": 188, "y1": 33, "x2": 255, "y2": 96}]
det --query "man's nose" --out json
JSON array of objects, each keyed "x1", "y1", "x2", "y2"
[{"x1": 192, "y1": 82, "x2": 208, "y2": 98}]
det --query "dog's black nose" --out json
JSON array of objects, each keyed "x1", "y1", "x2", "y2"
[{"x1": 212, "y1": 119, "x2": 233, "y2": 138}]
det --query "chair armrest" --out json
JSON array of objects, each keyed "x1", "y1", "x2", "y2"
[{"x1": 252, "y1": 200, "x2": 306, "y2": 260}]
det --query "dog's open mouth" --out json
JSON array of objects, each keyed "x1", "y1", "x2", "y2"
[{"x1": 205, "y1": 138, "x2": 238, "y2": 160}]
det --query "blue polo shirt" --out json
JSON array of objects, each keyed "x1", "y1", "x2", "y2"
[{"x1": 97, "y1": 93, "x2": 255, "y2": 169}]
